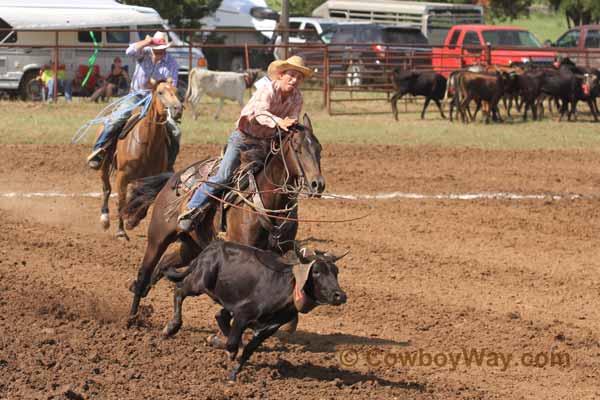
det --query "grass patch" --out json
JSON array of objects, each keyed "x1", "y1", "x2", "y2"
[
  {"x1": 509, "y1": 11, "x2": 568, "y2": 44},
  {"x1": 2, "y1": 91, "x2": 600, "y2": 151}
]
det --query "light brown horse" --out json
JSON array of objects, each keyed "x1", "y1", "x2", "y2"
[
  {"x1": 98, "y1": 79, "x2": 182, "y2": 239},
  {"x1": 122, "y1": 114, "x2": 325, "y2": 320}
]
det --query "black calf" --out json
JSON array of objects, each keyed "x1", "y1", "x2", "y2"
[
  {"x1": 162, "y1": 241, "x2": 347, "y2": 381},
  {"x1": 391, "y1": 70, "x2": 447, "y2": 120}
]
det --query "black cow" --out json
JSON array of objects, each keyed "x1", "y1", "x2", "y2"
[
  {"x1": 573, "y1": 68, "x2": 600, "y2": 122},
  {"x1": 537, "y1": 58, "x2": 578, "y2": 121},
  {"x1": 458, "y1": 71, "x2": 506, "y2": 124},
  {"x1": 162, "y1": 241, "x2": 347, "y2": 381},
  {"x1": 517, "y1": 69, "x2": 546, "y2": 121},
  {"x1": 391, "y1": 70, "x2": 447, "y2": 120}
]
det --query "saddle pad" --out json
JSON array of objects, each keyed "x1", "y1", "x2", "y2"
[{"x1": 118, "y1": 112, "x2": 143, "y2": 140}]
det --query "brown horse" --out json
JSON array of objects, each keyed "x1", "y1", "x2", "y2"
[
  {"x1": 122, "y1": 114, "x2": 325, "y2": 319},
  {"x1": 98, "y1": 79, "x2": 182, "y2": 239}
]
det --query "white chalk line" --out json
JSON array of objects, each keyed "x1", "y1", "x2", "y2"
[{"x1": 0, "y1": 191, "x2": 591, "y2": 201}]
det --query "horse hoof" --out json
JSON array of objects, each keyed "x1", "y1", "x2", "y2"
[
  {"x1": 116, "y1": 230, "x2": 130, "y2": 241},
  {"x1": 100, "y1": 213, "x2": 110, "y2": 230}
]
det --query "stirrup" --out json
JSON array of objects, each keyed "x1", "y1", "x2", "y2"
[{"x1": 177, "y1": 204, "x2": 211, "y2": 232}]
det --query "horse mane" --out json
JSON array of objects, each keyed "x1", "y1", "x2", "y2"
[{"x1": 239, "y1": 124, "x2": 307, "y2": 167}]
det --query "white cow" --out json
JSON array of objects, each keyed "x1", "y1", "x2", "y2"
[{"x1": 185, "y1": 68, "x2": 261, "y2": 120}]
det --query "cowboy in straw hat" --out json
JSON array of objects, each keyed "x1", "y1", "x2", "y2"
[
  {"x1": 86, "y1": 31, "x2": 181, "y2": 171},
  {"x1": 177, "y1": 56, "x2": 313, "y2": 232}
]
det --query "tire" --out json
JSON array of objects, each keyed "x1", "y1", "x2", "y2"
[
  {"x1": 19, "y1": 70, "x2": 41, "y2": 101},
  {"x1": 345, "y1": 63, "x2": 363, "y2": 88}
]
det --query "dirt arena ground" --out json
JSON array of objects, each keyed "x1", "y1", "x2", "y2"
[{"x1": 1, "y1": 143, "x2": 600, "y2": 399}]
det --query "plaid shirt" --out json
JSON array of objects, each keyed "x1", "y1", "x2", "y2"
[
  {"x1": 237, "y1": 80, "x2": 303, "y2": 138},
  {"x1": 125, "y1": 44, "x2": 178, "y2": 92}
]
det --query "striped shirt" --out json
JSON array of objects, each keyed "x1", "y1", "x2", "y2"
[
  {"x1": 125, "y1": 44, "x2": 178, "y2": 92},
  {"x1": 237, "y1": 80, "x2": 303, "y2": 138}
]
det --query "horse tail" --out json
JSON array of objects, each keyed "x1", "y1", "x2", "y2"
[{"x1": 121, "y1": 172, "x2": 174, "y2": 229}]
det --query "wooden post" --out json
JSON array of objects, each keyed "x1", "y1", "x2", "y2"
[
  {"x1": 53, "y1": 31, "x2": 59, "y2": 102},
  {"x1": 188, "y1": 32, "x2": 193, "y2": 72},
  {"x1": 244, "y1": 43, "x2": 250, "y2": 70},
  {"x1": 281, "y1": 0, "x2": 289, "y2": 59},
  {"x1": 325, "y1": 46, "x2": 331, "y2": 115}
]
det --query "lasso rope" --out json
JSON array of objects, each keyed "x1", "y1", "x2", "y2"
[
  {"x1": 198, "y1": 185, "x2": 372, "y2": 224},
  {"x1": 71, "y1": 90, "x2": 153, "y2": 144},
  {"x1": 80, "y1": 31, "x2": 100, "y2": 88}
]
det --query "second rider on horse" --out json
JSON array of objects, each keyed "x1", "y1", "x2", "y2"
[
  {"x1": 86, "y1": 31, "x2": 181, "y2": 171},
  {"x1": 177, "y1": 55, "x2": 313, "y2": 232}
]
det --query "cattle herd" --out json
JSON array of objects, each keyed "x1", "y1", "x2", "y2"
[{"x1": 391, "y1": 57, "x2": 600, "y2": 124}]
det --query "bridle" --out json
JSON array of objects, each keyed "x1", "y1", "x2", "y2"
[{"x1": 263, "y1": 125, "x2": 316, "y2": 197}]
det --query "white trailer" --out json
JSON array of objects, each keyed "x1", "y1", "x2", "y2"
[
  {"x1": 312, "y1": 0, "x2": 484, "y2": 45},
  {"x1": 0, "y1": 0, "x2": 206, "y2": 99}
]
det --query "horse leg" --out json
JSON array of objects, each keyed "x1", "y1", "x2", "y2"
[
  {"x1": 129, "y1": 232, "x2": 174, "y2": 319},
  {"x1": 115, "y1": 171, "x2": 129, "y2": 240},
  {"x1": 151, "y1": 240, "x2": 199, "y2": 286},
  {"x1": 99, "y1": 158, "x2": 111, "y2": 230}
]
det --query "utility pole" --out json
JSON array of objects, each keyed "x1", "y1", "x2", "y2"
[{"x1": 281, "y1": 0, "x2": 289, "y2": 58}]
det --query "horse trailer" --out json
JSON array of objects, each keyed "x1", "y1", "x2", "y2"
[
  {"x1": 0, "y1": 0, "x2": 206, "y2": 100},
  {"x1": 312, "y1": 0, "x2": 484, "y2": 46}
]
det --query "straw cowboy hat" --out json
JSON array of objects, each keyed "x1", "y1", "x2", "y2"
[
  {"x1": 148, "y1": 31, "x2": 172, "y2": 50},
  {"x1": 267, "y1": 55, "x2": 313, "y2": 80}
]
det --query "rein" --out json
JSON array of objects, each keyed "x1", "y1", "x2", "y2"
[{"x1": 198, "y1": 185, "x2": 371, "y2": 224}]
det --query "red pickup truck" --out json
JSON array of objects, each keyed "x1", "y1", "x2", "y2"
[{"x1": 432, "y1": 25, "x2": 556, "y2": 77}]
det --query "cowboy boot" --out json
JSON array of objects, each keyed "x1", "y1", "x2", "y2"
[
  {"x1": 87, "y1": 148, "x2": 106, "y2": 170},
  {"x1": 177, "y1": 202, "x2": 212, "y2": 232}
]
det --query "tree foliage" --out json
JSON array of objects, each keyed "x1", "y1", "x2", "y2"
[
  {"x1": 121, "y1": 0, "x2": 222, "y2": 27},
  {"x1": 266, "y1": 0, "x2": 324, "y2": 17},
  {"x1": 547, "y1": 0, "x2": 600, "y2": 27}
]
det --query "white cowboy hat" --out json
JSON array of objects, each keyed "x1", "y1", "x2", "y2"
[
  {"x1": 267, "y1": 55, "x2": 313, "y2": 80},
  {"x1": 149, "y1": 31, "x2": 172, "y2": 50}
]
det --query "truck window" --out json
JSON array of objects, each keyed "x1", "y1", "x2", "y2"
[
  {"x1": 463, "y1": 31, "x2": 481, "y2": 53},
  {"x1": 0, "y1": 18, "x2": 16, "y2": 43},
  {"x1": 301, "y1": 23, "x2": 320, "y2": 42},
  {"x1": 107, "y1": 28, "x2": 130, "y2": 44},
  {"x1": 556, "y1": 30, "x2": 580, "y2": 48},
  {"x1": 384, "y1": 29, "x2": 428, "y2": 45},
  {"x1": 585, "y1": 29, "x2": 600, "y2": 48},
  {"x1": 481, "y1": 30, "x2": 541, "y2": 47},
  {"x1": 78, "y1": 30, "x2": 103, "y2": 43},
  {"x1": 289, "y1": 22, "x2": 302, "y2": 40},
  {"x1": 448, "y1": 29, "x2": 462, "y2": 50},
  {"x1": 331, "y1": 26, "x2": 355, "y2": 43}
]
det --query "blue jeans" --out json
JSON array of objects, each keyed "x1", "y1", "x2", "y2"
[
  {"x1": 46, "y1": 79, "x2": 72, "y2": 102},
  {"x1": 92, "y1": 93, "x2": 146, "y2": 151},
  {"x1": 187, "y1": 130, "x2": 243, "y2": 209}
]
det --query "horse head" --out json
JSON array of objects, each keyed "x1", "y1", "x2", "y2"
[
  {"x1": 150, "y1": 78, "x2": 183, "y2": 120},
  {"x1": 282, "y1": 114, "x2": 325, "y2": 196}
]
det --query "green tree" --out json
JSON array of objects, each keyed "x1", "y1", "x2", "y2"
[
  {"x1": 547, "y1": 0, "x2": 600, "y2": 27},
  {"x1": 266, "y1": 0, "x2": 323, "y2": 16},
  {"x1": 121, "y1": 0, "x2": 222, "y2": 27},
  {"x1": 487, "y1": 0, "x2": 533, "y2": 20}
]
